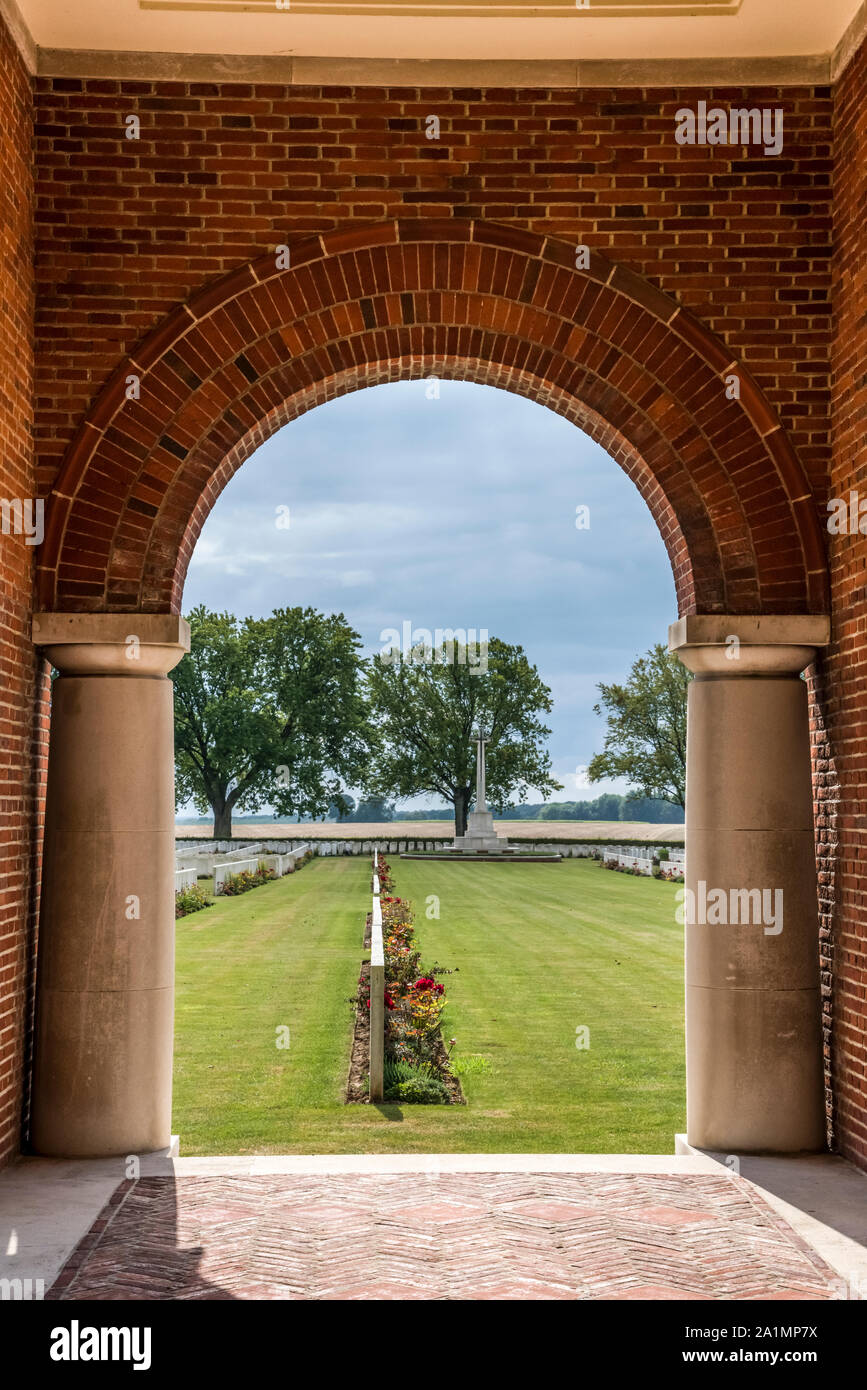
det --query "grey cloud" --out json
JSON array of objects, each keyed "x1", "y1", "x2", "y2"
[{"x1": 184, "y1": 381, "x2": 676, "y2": 803}]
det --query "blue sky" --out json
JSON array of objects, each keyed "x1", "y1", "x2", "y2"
[{"x1": 183, "y1": 380, "x2": 676, "y2": 809}]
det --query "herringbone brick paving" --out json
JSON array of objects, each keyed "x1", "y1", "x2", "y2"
[{"x1": 47, "y1": 1172, "x2": 840, "y2": 1301}]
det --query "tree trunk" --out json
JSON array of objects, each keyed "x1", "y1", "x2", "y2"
[
  {"x1": 454, "y1": 787, "x2": 471, "y2": 838},
  {"x1": 213, "y1": 801, "x2": 232, "y2": 839}
]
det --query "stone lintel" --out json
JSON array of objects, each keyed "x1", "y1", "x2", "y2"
[{"x1": 35, "y1": 48, "x2": 837, "y2": 89}]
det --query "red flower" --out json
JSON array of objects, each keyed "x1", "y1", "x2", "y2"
[
  {"x1": 414, "y1": 976, "x2": 443, "y2": 995},
  {"x1": 367, "y1": 993, "x2": 397, "y2": 1010}
]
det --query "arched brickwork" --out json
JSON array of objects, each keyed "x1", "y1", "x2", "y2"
[{"x1": 36, "y1": 221, "x2": 828, "y2": 616}]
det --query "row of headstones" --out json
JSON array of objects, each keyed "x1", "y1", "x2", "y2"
[
  {"x1": 602, "y1": 845, "x2": 686, "y2": 876},
  {"x1": 212, "y1": 846, "x2": 311, "y2": 891},
  {"x1": 314, "y1": 840, "x2": 608, "y2": 856},
  {"x1": 602, "y1": 849, "x2": 656, "y2": 876},
  {"x1": 603, "y1": 843, "x2": 685, "y2": 859},
  {"x1": 176, "y1": 840, "x2": 261, "y2": 855},
  {"x1": 174, "y1": 843, "x2": 311, "y2": 893},
  {"x1": 174, "y1": 837, "x2": 683, "y2": 867},
  {"x1": 175, "y1": 841, "x2": 264, "y2": 876},
  {"x1": 318, "y1": 839, "x2": 444, "y2": 855}
]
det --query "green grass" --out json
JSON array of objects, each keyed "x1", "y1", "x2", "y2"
[{"x1": 173, "y1": 857, "x2": 685, "y2": 1154}]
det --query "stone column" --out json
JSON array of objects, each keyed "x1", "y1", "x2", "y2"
[
  {"x1": 31, "y1": 613, "x2": 190, "y2": 1157},
  {"x1": 669, "y1": 615, "x2": 830, "y2": 1154}
]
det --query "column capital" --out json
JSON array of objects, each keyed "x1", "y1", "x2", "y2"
[
  {"x1": 668, "y1": 614, "x2": 830, "y2": 676},
  {"x1": 33, "y1": 612, "x2": 190, "y2": 676}
]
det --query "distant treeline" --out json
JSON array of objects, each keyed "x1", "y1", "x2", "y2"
[
  {"x1": 178, "y1": 793, "x2": 684, "y2": 826},
  {"x1": 391, "y1": 795, "x2": 683, "y2": 824},
  {"x1": 321, "y1": 793, "x2": 681, "y2": 823}
]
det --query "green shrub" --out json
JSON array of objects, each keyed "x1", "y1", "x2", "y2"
[
  {"x1": 383, "y1": 1058, "x2": 426, "y2": 1090},
  {"x1": 175, "y1": 882, "x2": 212, "y2": 918},
  {"x1": 385, "y1": 1075, "x2": 449, "y2": 1104}
]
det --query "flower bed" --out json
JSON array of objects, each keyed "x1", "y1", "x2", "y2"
[
  {"x1": 600, "y1": 852, "x2": 684, "y2": 884},
  {"x1": 376, "y1": 856, "x2": 395, "y2": 893},
  {"x1": 346, "y1": 857, "x2": 463, "y2": 1105},
  {"x1": 217, "y1": 862, "x2": 277, "y2": 896},
  {"x1": 653, "y1": 865, "x2": 685, "y2": 883},
  {"x1": 603, "y1": 859, "x2": 646, "y2": 876},
  {"x1": 175, "y1": 882, "x2": 213, "y2": 919}
]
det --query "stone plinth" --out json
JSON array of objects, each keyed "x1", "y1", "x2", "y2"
[{"x1": 452, "y1": 810, "x2": 506, "y2": 854}]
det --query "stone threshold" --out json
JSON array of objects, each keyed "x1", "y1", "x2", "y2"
[
  {"x1": 3, "y1": 1145, "x2": 865, "y2": 1296},
  {"x1": 140, "y1": 1151, "x2": 721, "y2": 1175}
]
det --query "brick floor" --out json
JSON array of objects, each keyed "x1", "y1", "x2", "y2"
[{"x1": 45, "y1": 1171, "x2": 842, "y2": 1300}]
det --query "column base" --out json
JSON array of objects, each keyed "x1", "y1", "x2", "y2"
[
  {"x1": 32, "y1": 986, "x2": 175, "y2": 1158},
  {"x1": 686, "y1": 984, "x2": 825, "y2": 1154}
]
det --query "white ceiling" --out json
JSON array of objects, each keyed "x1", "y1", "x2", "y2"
[{"x1": 14, "y1": 0, "x2": 864, "y2": 61}]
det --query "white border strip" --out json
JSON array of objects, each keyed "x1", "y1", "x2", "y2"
[{"x1": 368, "y1": 886, "x2": 384, "y2": 1102}]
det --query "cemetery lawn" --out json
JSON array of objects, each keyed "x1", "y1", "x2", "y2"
[{"x1": 173, "y1": 856, "x2": 685, "y2": 1154}]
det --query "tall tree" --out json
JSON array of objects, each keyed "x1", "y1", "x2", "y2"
[
  {"x1": 172, "y1": 605, "x2": 370, "y2": 837},
  {"x1": 587, "y1": 644, "x2": 691, "y2": 808},
  {"x1": 364, "y1": 637, "x2": 561, "y2": 837},
  {"x1": 348, "y1": 795, "x2": 396, "y2": 823}
]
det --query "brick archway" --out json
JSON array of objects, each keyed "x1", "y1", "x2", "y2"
[
  {"x1": 30, "y1": 220, "x2": 834, "y2": 1161},
  {"x1": 37, "y1": 221, "x2": 827, "y2": 616}
]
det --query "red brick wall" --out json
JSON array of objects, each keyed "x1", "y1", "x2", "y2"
[
  {"x1": 0, "y1": 13, "x2": 37, "y2": 1168},
  {"x1": 34, "y1": 222, "x2": 826, "y2": 617},
  {"x1": 824, "y1": 37, "x2": 867, "y2": 1167},
  {"x1": 11, "y1": 57, "x2": 864, "y2": 1164},
  {"x1": 33, "y1": 78, "x2": 834, "y2": 503}
]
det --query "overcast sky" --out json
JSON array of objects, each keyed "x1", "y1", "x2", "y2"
[{"x1": 183, "y1": 380, "x2": 676, "y2": 809}]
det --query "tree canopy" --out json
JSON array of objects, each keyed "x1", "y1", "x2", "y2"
[
  {"x1": 346, "y1": 795, "x2": 396, "y2": 823},
  {"x1": 587, "y1": 644, "x2": 691, "y2": 808},
  {"x1": 172, "y1": 605, "x2": 370, "y2": 837},
  {"x1": 363, "y1": 637, "x2": 561, "y2": 836}
]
